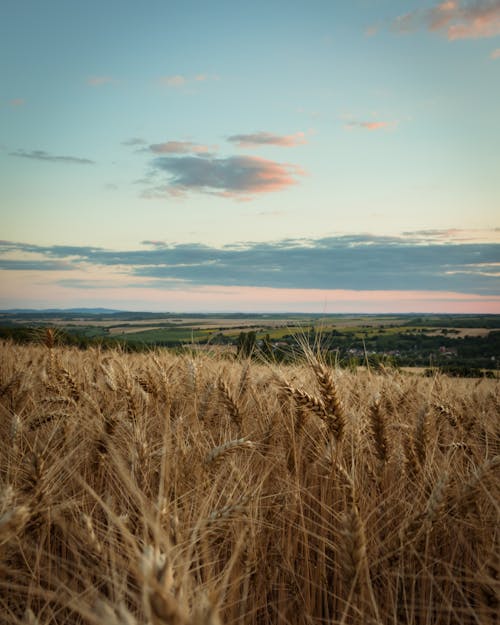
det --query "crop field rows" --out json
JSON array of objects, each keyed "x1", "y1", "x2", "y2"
[{"x1": 0, "y1": 339, "x2": 499, "y2": 624}]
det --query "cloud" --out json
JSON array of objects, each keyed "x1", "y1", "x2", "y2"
[
  {"x1": 145, "y1": 154, "x2": 303, "y2": 198},
  {"x1": 159, "y1": 75, "x2": 186, "y2": 87},
  {"x1": 400, "y1": 228, "x2": 500, "y2": 242},
  {"x1": 139, "y1": 134, "x2": 307, "y2": 200},
  {"x1": 1, "y1": 234, "x2": 499, "y2": 296},
  {"x1": 393, "y1": 1, "x2": 500, "y2": 40},
  {"x1": 9, "y1": 99, "x2": 25, "y2": 107},
  {"x1": 86, "y1": 76, "x2": 116, "y2": 87},
  {"x1": 491, "y1": 47, "x2": 500, "y2": 57},
  {"x1": 121, "y1": 137, "x2": 147, "y2": 146},
  {"x1": 365, "y1": 25, "x2": 379, "y2": 37},
  {"x1": 148, "y1": 141, "x2": 213, "y2": 155},
  {"x1": 345, "y1": 120, "x2": 397, "y2": 131},
  {"x1": 0, "y1": 260, "x2": 73, "y2": 271},
  {"x1": 227, "y1": 131, "x2": 307, "y2": 148},
  {"x1": 9, "y1": 149, "x2": 95, "y2": 165},
  {"x1": 142, "y1": 240, "x2": 167, "y2": 247},
  {"x1": 158, "y1": 74, "x2": 219, "y2": 88},
  {"x1": 194, "y1": 73, "x2": 219, "y2": 82}
]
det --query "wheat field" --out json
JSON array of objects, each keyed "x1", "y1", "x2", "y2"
[{"x1": 0, "y1": 339, "x2": 498, "y2": 625}]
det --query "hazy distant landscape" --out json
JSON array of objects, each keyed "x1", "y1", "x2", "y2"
[{"x1": 1, "y1": 309, "x2": 498, "y2": 376}]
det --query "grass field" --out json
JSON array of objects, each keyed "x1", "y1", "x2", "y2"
[{"x1": 0, "y1": 339, "x2": 499, "y2": 624}]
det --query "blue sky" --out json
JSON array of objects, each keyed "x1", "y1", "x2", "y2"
[{"x1": 1, "y1": 0, "x2": 499, "y2": 311}]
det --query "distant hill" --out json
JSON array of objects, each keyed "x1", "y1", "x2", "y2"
[{"x1": 0, "y1": 308, "x2": 124, "y2": 314}]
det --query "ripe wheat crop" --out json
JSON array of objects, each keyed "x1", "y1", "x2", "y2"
[{"x1": 0, "y1": 340, "x2": 498, "y2": 624}]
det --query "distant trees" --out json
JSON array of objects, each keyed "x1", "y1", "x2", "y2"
[{"x1": 236, "y1": 331, "x2": 256, "y2": 358}]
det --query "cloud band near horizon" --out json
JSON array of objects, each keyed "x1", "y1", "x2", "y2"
[{"x1": 0, "y1": 234, "x2": 499, "y2": 296}]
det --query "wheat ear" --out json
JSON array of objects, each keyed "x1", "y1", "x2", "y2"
[{"x1": 313, "y1": 363, "x2": 345, "y2": 441}]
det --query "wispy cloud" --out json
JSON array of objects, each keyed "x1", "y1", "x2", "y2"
[
  {"x1": 9, "y1": 149, "x2": 95, "y2": 165},
  {"x1": 86, "y1": 76, "x2": 116, "y2": 87},
  {"x1": 143, "y1": 154, "x2": 303, "y2": 199},
  {"x1": 148, "y1": 141, "x2": 214, "y2": 155},
  {"x1": 1, "y1": 233, "x2": 499, "y2": 296},
  {"x1": 491, "y1": 47, "x2": 500, "y2": 58},
  {"x1": 159, "y1": 75, "x2": 186, "y2": 87},
  {"x1": 141, "y1": 240, "x2": 167, "y2": 247},
  {"x1": 401, "y1": 228, "x2": 500, "y2": 243},
  {"x1": 227, "y1": 131, "x2": 307, "y2": 148},
  {"x1": 345, "y1": 120, "x2": 397, "y2": 131},
  {"x1": 194, "y1": 73, "x2": 219, "y2": 82},
  {"x1": 121, "y1": 137, "x2": 147, "y2": 146},
  {"x1": 365, "y1": 24, "x2": 379, "y2": 37},
  {"x1": 9, "y1": 98, "x2": 25, "y2": 107},
  {"x1": 393, "y1": 1, "x2": 500, "y2": 40},
  {"x1": 0, "y1": 259, "x2": 73, "y2": 271},
  {"x1": 158, "y1": 73, "x2": 219, "y2": 88}
]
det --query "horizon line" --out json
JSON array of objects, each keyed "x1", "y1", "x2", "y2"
[{"x1": 1, "y1": 308, "x2": 499, "y2": 316}]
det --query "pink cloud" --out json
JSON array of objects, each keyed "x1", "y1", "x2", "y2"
[
  {"x1": 490, "y1": 47, "x2": 500, "y2": 57},
  {"x1": 393, "y1": 1, "x2": 500, "y2": 40},
  {"x1": 227, "y1": 131, "x2": 307, "y2": 148},
  {"x1": 9, "y1": 98, "x2": 25, "y2": 107},
  {"x1": 148, "y1": 141, "x2": 213, "y2": 155}
]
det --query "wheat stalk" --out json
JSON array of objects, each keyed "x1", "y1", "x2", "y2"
[
  {"x1": 369, "y1": 395, "x2": 389, "y2": 464},
  {"x1": 218, "y1": 378, "x2": 242, "y2": 431},
  {"x1": 312, "y1": 362, "x2": 346, "y2": 441},
  {"x1": 205, "y1": 438, "x2": 255, "y2": 465}
]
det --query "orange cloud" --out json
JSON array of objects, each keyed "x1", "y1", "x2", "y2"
[{"x1": 246, "y1": 157, "x2": 304, "y2": 192}]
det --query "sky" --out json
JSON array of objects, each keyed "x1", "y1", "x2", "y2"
[{"x1": 1, "y1": 0, "x2": 499, "y2": 313}]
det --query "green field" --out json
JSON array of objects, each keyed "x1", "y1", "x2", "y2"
[{"x1": 0, "y1": 311, "x2": 498, "y2": 374}]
